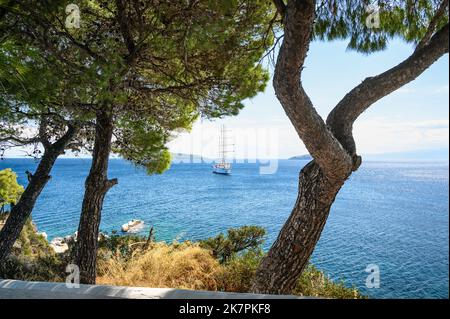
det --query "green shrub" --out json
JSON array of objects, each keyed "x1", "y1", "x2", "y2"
[
  {"x1": 98, "y1": 233, "x2": 146, "y2": 260},
  {"x1": 0, "y1": 216, "x2": 65, "y2": 281},
  {"x1": 0, "y1": 254, "x2": 66, "y2": 282},
  {"x1": 199, "y1": 226, "x2": 266, "y2": 263},
  {"x1": 294, "y1": 265, "x2": 366, "y2": 299},
  {"x1": 217, "y1": 249, "x2": 264, "y2": 293}
]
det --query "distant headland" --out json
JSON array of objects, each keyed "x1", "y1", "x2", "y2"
[{"x1": 288, "y1": 155, "x2": 313, "y2": 161}]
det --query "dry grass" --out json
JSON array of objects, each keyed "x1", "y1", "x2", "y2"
[
  {"x1": 96, "y1": 244, "x2": 365, "y2": 299},
  {"x1": 97, "y1": 242, "x2": 221, "y2": 291}
]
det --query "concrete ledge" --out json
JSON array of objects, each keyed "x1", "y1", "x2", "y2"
[{"x1": 0, "y1": 279, "x2": 306, "y2": 299}]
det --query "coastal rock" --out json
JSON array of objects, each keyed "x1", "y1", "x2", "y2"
[
  {"x1": 50, "y1": 237, "x2": 69, "y2": 254},
  {"x1": 121, "y1": 220, "x2": 144, "y2": 233},
  {"x1": 64, "y1": 231, "x2": 77, "y2": 242}
]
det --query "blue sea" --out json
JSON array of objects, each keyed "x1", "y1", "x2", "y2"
[{"x1": 1, "y1": 158, "x2": 448, "y2": 299}]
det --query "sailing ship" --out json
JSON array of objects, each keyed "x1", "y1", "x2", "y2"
[{"x1": 213, "y1": 125, "x2": 233, "y2": 175}]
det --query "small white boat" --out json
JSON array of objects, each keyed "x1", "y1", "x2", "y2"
[{"x1": 121, "y1": 219, "x2": 144, "y2": 233}]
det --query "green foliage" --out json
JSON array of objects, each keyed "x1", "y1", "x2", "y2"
[
  {"x1": 0, "y1": 42, "x2": 27, "y2": 98},
  {"x1": 314, "y1": 0, "x2": 449, "y2": 53},
  {"x1": 0, "y1": 29, "x2": 95, "y2": 156},
  {"x1": 1, "y1": 0, "x2": 275, "y2": 173},
  {"x1": 98, "y1": 233, "x2": 146, "y2": 260},
  {"x1": 14, "y1": 218, "x2": 54, "y2": 257},
  {"x1": 0, "y1": 41, "x2": 59, "y2": 106},
  {"x1": 113, "y1": 105, "x2": 197, "y2": 174},
  {"x1": 294, "y1": 264, "x2": 366, "y2": 299},
  {"x1": 200, "y1": 226, "x2": 266, "y2": 263},
  {"x1": 217, "y1": 249, "x2": 265, "y2": 293},
  {"x1": 0, "y1": 253, "x2": 66, "y2": 282},
  {"x1": 0, "y1": 168, "x2": 24, "y2": 209},
  {"x1": 0, "y1": 216, "x2": 64, "y2": 281}
]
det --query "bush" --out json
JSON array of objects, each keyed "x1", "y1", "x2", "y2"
[
  {"x1": 0, "y1": 217, "x2": 66, "y2": 281},
  {"x1": 199, "y1": 226, "x2": 266, "y2": 263},
  {"x1": 217, "y1": 249, "x2": 264, "y2": 293},
  {"x1": 14, "y1": 218, "x2": 54, "y2": 258},
  {"x1": 0, "y1": 254, "x2": 66, "y2": 282},
  {"x1": 97, "y1": 233, "x2": 146, "y2": 261},
  {"x1": 294, "y1": 265, "x2": 366, "y2": 299}
]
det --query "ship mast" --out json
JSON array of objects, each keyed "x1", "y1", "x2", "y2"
[
  {"x1": 221, "y1": 125, "x2": 226, "y2": 164},
  {"x1": 219, "y1": 125, "x2": 232, "y2": 164}
]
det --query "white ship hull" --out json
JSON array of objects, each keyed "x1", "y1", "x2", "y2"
[{"x1": 213, "y1": 166, "x2": 231, "y2": 175}]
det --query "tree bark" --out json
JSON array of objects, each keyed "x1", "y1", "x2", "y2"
[
  {"x1": 74, "y1": 110, "x2": 117, "y2": 284},
  {"x1": 252, "y1": 161, "x2": 346, "y2": 294},
  {"x1": 0, "y1": 125, "x2": 77, "y2": 262},
  {"x1": 251, "y1": 0, "x2": 352, "y2": 294},
  {"x1": 252, "y1": 1, "x2": 448, "y2": 295}
]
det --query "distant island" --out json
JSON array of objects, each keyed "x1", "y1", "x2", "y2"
[
  {"x1": 288, "y1": 149, "x2": 449, "y2": 162},
  {"x1": 288, "y1": 154, "x2": 313, "y2": 160}
]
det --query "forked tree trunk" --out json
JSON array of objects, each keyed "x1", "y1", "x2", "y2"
[
  {"x1": 74, "y1": 110, "x2": 117, "y2": 284},
  {"x1": 251, "y1": 161, "x2": 347, "y2": 294},
  {"x1": 251, "y1": 0, "x2": 447, "y2": 295},
  {"x1": 0, "y1": 126, "x2": 77, "y2": 262}
]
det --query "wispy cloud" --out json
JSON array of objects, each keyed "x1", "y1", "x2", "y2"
[
  {"x1": 354, "y1": 119, "x2": 449, "y2": 154},
  {"x1": 396, "y1": 87, "x2": 416, "y2": 94},
  {"x1": 433, "y1": 84, "x2": 449, "y2": 94}
]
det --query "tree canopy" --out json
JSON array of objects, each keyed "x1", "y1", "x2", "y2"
[
  {"x1": 313, "y1": 0, "x2": 449, "y2": 53},
  {"x1": 1, "y1": 0, "x2": 275, "y2": 172},
  {"x1": 0, "y1": 0, "x2": 277, "y2": 282}
]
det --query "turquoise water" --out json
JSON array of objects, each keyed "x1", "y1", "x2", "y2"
[{"x1": 0, "y1": 158, "x2": 448, "y2": 299}]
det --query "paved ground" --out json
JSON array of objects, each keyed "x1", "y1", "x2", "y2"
[{"x1": 0, "y1": 279, "x2": 305, "y2": 299}]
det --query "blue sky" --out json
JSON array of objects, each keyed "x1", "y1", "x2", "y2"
[
  {"x1": 5, "y1": 37, "x2": 449, "y2": 160},
  {"x1": 169, "y1": 38, "x2": 449, "y2": 160}
]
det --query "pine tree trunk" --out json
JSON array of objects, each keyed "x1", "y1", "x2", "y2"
[
  {"x1": 249, "y1": 0, "x2": 448, "y2": 297},
  {"x1": 74, "y1": 110, "x2": 117, "y2": 284},
  {"x1": 251, "y1": 161, "x2": 347, "y2": 294},
  {"x1": 0, "y1": 126, "x2": 76, "y2": 262}
]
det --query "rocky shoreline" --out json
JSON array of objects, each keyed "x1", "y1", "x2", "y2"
[
  {"x1": 1, "y1": 218, "x2": 104, "y2": 255},
  {"x1": 48, "y1": 231, "x2": 110, "y2": 254}
]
